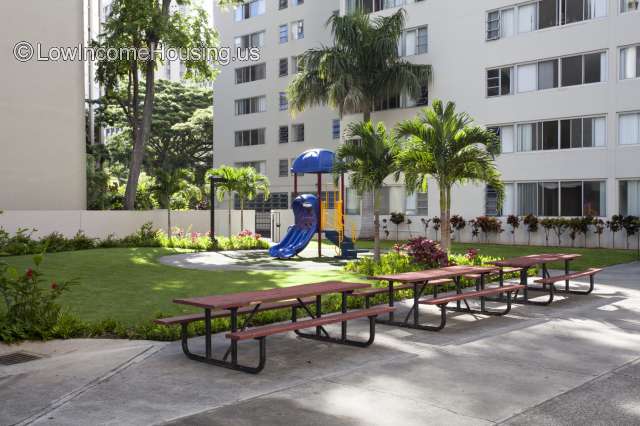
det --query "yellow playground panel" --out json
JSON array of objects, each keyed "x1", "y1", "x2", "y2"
[{"x1": 321, "y1": 191, "x2": 356, "y2": 254}]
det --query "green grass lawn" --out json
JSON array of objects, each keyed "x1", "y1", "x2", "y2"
[
  {"x1": 2, "y1": 248, "x2": 359, "y2": 325},
  {"x1": 2, "y1": 243, "x2": 636, "y2": 326}
]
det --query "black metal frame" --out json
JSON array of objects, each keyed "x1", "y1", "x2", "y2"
[
  {"x1": 179, "y1": 292, "x2": 379, "y2": 374},
  {"x1": 374, "y1": 273, "x2": 515, "y2": 332},
  {"x1": 292, "y1": 292, "x2": 377, "y2": 347},
  {"x1": 526, "y1": 262, "x2": 596, "y2": 295}
]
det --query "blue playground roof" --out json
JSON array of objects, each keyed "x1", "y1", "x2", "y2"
[{"x1": 291, "y1": 149, "x2": 336, "y2": 174}]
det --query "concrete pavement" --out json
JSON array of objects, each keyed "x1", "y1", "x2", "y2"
[{"x1": 1, "y1": 262, "x2": 639, "y2": 425}]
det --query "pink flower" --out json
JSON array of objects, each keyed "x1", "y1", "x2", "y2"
[
  {"x1": 51, "y1": 282, "x2": 58, "y2": 290},
  {"x1": 25, "y1": 268, "x2": 33, "y2": 279}
]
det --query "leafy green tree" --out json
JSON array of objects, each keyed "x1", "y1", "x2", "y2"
[
  {"x1": 93, "y1": 0, "x2": 238, "y2": 210},
  {"x1": 334, "y1": 121, "x2": 399, "y2": 261},
  {"x1": 152, "y1": 168, "x2": 202, "y2": 238},
  {"x1": 236, "y1": 168, "x2": 271, "y2": 231},
  {"x1": 288, "y1": 9, "x2": 431, "y2": 240},
  {"x1": 207, "y1": 166, "x2": 242, "y2": 238},
  {"x1": 395, "y1": 100, "x2": 504, "y2": 252}
]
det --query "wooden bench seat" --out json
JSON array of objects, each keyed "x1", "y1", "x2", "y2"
[
  {"x1": 227, "y1": 306, "x2": 395, "y2": 341},
  {"x1": 463, "y1": 267, "x2": 523, "y2": 281},
  {"x1": 351, "y1": 279, "x2": 452, "y2": 297},
  {"x1": 420, "y1": 284, "x2": 524, "y2": 306},
  {"x1": 154, "y1": 297, "x2": 316, "y2": 326},
  {"x1": 532, "y1": 268, "x2": 601, "y2": 295}
]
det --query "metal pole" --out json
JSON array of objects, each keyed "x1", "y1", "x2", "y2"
[
  {"x1": 341, "y1": 173, "x2": 345, "y2": 218},
  {"x1": 210, "y1": 177, "x2": 217, "y2": 246},
  {"x1": 317, "y1": 173, "x2": 322, "y2": 258},
  {"x1": 293, "y1": 173, "x2": 298, "y2": 199}
]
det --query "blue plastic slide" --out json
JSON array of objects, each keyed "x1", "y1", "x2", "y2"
[{"x1": 269, "y1": 194, "x2": 318, "y2": 259}]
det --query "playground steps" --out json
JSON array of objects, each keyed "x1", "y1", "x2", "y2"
[{"x1": 325, "y1": 230, "x2": 359, "y2": 260}]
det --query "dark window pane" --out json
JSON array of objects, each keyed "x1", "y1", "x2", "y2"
[
  {"x1": 562, "y1": 55, "x2": 583, "y2": 86},
  {"x1": 637, "y1": 47, "x2": 640, "y2": 78},
  {"x1": 500, "y1": 67, "x2": 512, "y2": 95},
  {"x1": 571, "y1": 118, "x2": 582, "y2": 148},
  {"x1": 583, "y1": 118, "x2": 593, "y2": 147},
  {"x1": 487, "y1": 69, "x2": 499, "y2": 97},
  {"x1": 584, "y1": 52, "x2": 602, "y2": 83},
  {"x1": 561, "y1": 120, "x2": 572, "y2": 149},
  {"x1": 542, "y1": 120, "x2": 559, "y2": 150},
  {"x1": 584, "y1": 181, "x2": 605, "y2": 216},
  {"x1": 563, "y1": 0, "x2": 584, "y2": 24},
  {"x1": 541, "y1": 181, "x2": 559, "y2": 216},
  {"x1": 539, "y1": 0, "x2": 558, "y2": 28},
  {"x1": 561, "y1": 181, "x2": 582, "y2": 216},
  {"x1": 620, "y1": 181, "x2": 629, "y2": 216},
  {"x1": 538, "y1": 59, "x2": 558, "y2": 89}
]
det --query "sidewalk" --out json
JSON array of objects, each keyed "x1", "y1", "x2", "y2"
[{"x1": 1, "y1": 262, "x2": 639, "y2": 425}]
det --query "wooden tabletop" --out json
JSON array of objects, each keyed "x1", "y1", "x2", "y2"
[
  {"x1": 174, "y1": 281, "x2": 370, "y2": 310},
  {"x1": 372, "y1": 265, "x2": 498, "y2": 283},
  {"x1": 491, "y1": 253, "x2": 581, "y2": 268}
]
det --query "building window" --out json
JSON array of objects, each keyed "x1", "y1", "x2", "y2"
[
  {"x1": 279, "y1": 58, "x2": 288, "y2": 77},
  {"x1": 620, "y1": 180, "x2": 640, "y2": 216},
  {"x1": 234, "y1": 0, "x2": 265, "y2": 21},
  {"x1": 620, "y1": 45, "x2": 640, "y2": 80},
  {"x1": 406, "y1": 191, "x2": 428, "y2": 216},
  {"x1": 292, "y1": 124, "x2": 305, "y2": 142},
  {"x1": 487, "y1": 66, "x2": 513, "y2": 97},
  {"x1": 332, "y1": 119, "x2": 341, "y2": 140},
  {"x1": 279, "y1": 0, "x2": 288, "y2": 10},
  {"x1": 235, "y1": 192, "x2": 288, "y2": 211},
  {"x1": 234, "y1": 31, "x2": 265, "y2": 49},
  {"x1": 621, "y1": 0, "x2": 640, "y2": 12},
  {"x1": 345, "y1": 188, "x2": 361, "y2": 215},
  {"x1": 514, "y1": 116, "x2": 606, "y2": 151},
  {"x1": 235, "y1": 161, "x2": 266, "y2": 174},
  {"x1": 486, "y1": 7, "x2": 515, "y2": 40},
  {"x1": 279, "y1": 159, "x2": 289, "y2": 177},
  {"x1": 279, "y1": 125, "x2": 289, "y2": 143},
  {"x1": 291, "y1": 56, "x2": 302, "y2": 73},
  {"x1": 234, "y1": 128, "x2": 266, "y2": 147},
  {"x1": 293, "y1": 0, "x2": 304, "y2": 5},
  {"x1": 291, "y1": 20, "x2": 304, "y2": 40},
  {"x1": 517, "y1": 180, "x2": 606, "y2": 216},
  {"x1": 321, "y1": 191, "x2": 336, "y2": 210},
  {"x1": 485, "y1": 186, "x2": 502, "y2": 216},
  {"x1": 279, "y1": 24, "x2": 288, "y2": 44},
  {"x1": 374, "y1": 93, "x2": 401, "y2": 111},
  {"x1": 560, "y1": 116, "x2": 607, "y2": 148},
  {"x1": 489, "y1": 126, "x2": 515, "y2": 153},
  {"x1": 234, "y1": 96, "x2": 266, "y2": 115},
  {"x1": 402, "y1": 26, "x2": 428, "y2": 56},
  {"x1": 235, "y1": 63, "x2": 266, "y2": 84},
  {"x1": 379, "y1": 187, "x2": 391, "y2": 215},
  {"x1": 279, "y1": 92, "x2": 288, "y2": 111},
  {"x1": 511, "y1": 52, "x2": 605, "y2": 93},
  {"x1": 619, "y1": 112, "x2": 640, "y2": 145}
]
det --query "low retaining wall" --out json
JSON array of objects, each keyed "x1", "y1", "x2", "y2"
[{"x1": 0, "y1": 210, "x2": 256, "y2": 239}]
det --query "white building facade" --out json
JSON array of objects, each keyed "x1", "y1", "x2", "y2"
[{"x1": 213, "y1": 0, "x2": 640, "y2": 244}]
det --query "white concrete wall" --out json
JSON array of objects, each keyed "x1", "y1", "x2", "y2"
[
  {"x1": 0, "y1": 0, "x2": 86, "y2": 210},
  {"x1": 0, "y1": 210, "x2": 256, "y2": 239}
]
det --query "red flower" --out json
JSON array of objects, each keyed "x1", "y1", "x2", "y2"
[
  {"x1": 51, "y1": 282, "x2": 58, "y2": 290},
  {"x1": 25, "y1": 268, "x2": 34, "y2": 279}
]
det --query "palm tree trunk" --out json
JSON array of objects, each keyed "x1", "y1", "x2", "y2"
[
  {"x1": 439, "y1": 184, "x2": 451, "y2": 252},
  {"x1": 227, "y1": 197, "x2": 232, "y2": 238},
  {"x1": 373, "y1": 188, "x2": 381, "y2": 262},
  {"x1": 358, "y1": 106, "x2": 376, "y2": 241},
  {"x1": 167, "y1": 207, "x2": 172, "y2": 240},
  {"x1": 240, "y1": 198, "x2": 244, "y2": 231}
]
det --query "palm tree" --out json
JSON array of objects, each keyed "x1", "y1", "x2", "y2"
[
  {"x1": 236, "y1": 167, "x2": 270, "y2": 231},
  {"x1": 288, "y1": 9, "x2": 431, "y2": 240},
  {"x1": 153, "y1": 167, "x2": 199, "y2": 240},
  {"x1": 334, "y1": 121, "x2": 399, "y2": 262},
  {"x1": 395, "y1": 100, "x2": 504, "y2": 252},
  {"x1": 207, "y1": 166, "x2": 241, "y2": 238}
]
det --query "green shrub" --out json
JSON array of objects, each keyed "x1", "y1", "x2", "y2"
[{"x1": 0, "y1": 254, "x2": 76, "y2": 342}]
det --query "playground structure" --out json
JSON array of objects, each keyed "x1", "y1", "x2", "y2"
[{"x1": 269, "y1": 149, "x2": 359, "y2": 260}]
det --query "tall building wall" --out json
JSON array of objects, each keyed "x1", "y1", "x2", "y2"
[
  {"x1": 0, "y1": 0, "x2": 86, "y2": 210},
  {"x1": 214, "y1": 0, "x2": 640, "y2": 220}
]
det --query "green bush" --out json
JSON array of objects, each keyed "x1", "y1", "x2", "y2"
[{"x1": 0, "y1": 254, "x2": 76, "y2": 342}]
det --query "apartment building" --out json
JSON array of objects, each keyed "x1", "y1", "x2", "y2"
[{"x1": 213, "y1": 0, "x2": 640, "y2": 237}]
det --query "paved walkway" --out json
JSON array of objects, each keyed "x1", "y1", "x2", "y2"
[
  {"x1": 1, "y1": 262, "x2": 639, "y2": 425},
  {"x1": 158, "y1": 245, "x2": 349, "y2": 271}
]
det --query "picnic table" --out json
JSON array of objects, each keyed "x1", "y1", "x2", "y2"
[
  {"x1": 490, "y1": 253, "x2": 593, "y2": 305},
  {"x1": 370, "y1": 265, "x2": 523, "y2": 331},
  {"x1": 161, "y1": 281, "x2": 394, "y2": 373}
]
